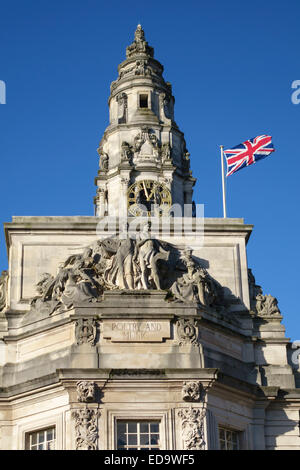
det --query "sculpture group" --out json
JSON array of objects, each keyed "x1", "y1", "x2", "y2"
[{"x1": 30, "y1": 236, "x2": 223, "y2": 315}]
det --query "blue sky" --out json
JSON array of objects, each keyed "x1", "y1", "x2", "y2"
[{"x1": 0, "y1": 0, "x2": 299, "y2": 339}]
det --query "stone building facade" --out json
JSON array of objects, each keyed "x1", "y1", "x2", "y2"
[{"x1": 0, "y1": 26, "x2": 299, "y2": 450}]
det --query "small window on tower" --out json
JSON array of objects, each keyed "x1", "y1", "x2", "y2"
[{"x1": 139, "y1": 94, "x2": 148, "y2": 108}]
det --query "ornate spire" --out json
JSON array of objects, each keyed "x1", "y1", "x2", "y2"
[{"x1": 126, "y1": 24, "x2": 154, "y2": 59}]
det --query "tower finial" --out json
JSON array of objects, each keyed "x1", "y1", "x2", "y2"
[
  {"x1": 134, "y1": 24, "x2": 145, "y2": 42},
  {"x1": 126, "y1": 24, "x2": 154, "y2": 59}
]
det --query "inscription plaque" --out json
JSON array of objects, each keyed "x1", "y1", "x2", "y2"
[{"x1": 102, "y1": 320, "x2": 171, "y2": 342}]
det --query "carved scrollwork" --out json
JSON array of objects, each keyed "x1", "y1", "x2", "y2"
[
  {"x1": 72, "y1": 408, "x2": 100, "y2": 450},
  {"x1": 178, "y1": 406, "x2": 206, "y2": 450},
  {"x1": 177, "y1": 318, "x2": 198, "y2": 346}
]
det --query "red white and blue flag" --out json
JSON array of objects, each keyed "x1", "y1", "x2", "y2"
[{"x1": 224, "y1": 135, "x2": 275, "y2": 177}]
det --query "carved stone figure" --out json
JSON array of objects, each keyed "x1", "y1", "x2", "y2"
[
  {"x1": 72, "y1": 408, "x2": 100, "y2": 450},
  {"x1": 178, "y1": 406, "x2": 206, "y2": 450},
  {"x1": 182, "y1": 149, "x2": 190, "y2": 172},
  {"x1": 75, "y1": 318, "x2": 97, "y2": 346},
  {"x1": 161, "y1": 143, "x2": 172, "y2": 162},
  {"x1": 126, "y1": 24, "x2": 154, "y2": 59},
  {"x1": 77, "y1": 381, "x2": 96, "y2": 403},
  {"x1": 116, "y1": 92, "x2": 127, "y2": 124},
  {"x1": 177, "y1": 318, "x2": 198, "y2": 346},
  {"x1": 105, "y1": 238, "x2": 135, "y2": 290},
  {"x1": 97, "y1": 148, "x2": 109, "y2": 172},
  {"x1": 159, "y1": 93, "x2": 173, "y2": 123},
  {"x1": 248, "y1": 269, "x2": 281, "y2": 317},
  {"x1": 135, "y1": 237, "x2": 169, "y2": 290},
  {"x1": 28, "y1": 237, "x2": 223, "y2": 314},
  {"x1": 30, "y1": 272, "x2": 58, "y2": 313},
  {"x1": 133, "y1": 131, "x2": 144, "y2": 152},
  {"x1": 134, "y1": 59, "x2": 152, "y2": 76},
  {"x1": 256, "y1": 293, "x2": 281, "y2": 317},
  {"x1": 121, "y1": 141, "x2": 132, "y2": 163},
  {"x1": 171, "y1": 250, "x2": 219, "y2": 307},
  {"x1": 0, "y1": 271, "x2": 8, "y2": 313}
]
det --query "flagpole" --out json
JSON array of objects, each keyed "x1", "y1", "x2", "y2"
[{"x1": 220, "y1": 145, "x2": 227, "y2": 218}]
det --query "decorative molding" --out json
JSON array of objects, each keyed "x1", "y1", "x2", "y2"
[
  {"x1": 72, "y1": 408, "x2": 100, "y2": 450},
  {"x1": 178, "y1": 406, "x2": 206, "y2": 450}
]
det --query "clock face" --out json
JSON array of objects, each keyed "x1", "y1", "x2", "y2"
[{"x1": 127, "y1": 180, "x2": 172, "y2": 216}]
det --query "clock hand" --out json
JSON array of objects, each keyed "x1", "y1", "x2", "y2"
[{"x1": 142, "y1": 181, "x2": 150, "y2": 200}]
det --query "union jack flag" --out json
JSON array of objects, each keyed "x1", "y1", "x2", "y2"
[{"x1": 224, "y1": 135, "x2": 275, "y2": 177}]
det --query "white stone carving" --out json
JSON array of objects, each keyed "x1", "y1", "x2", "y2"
[
  {"x1": 75, "y1": 318, "x2": 97, "y2": 346},
  {"x1": 72, "y1": 408, "x2": 100, "y2": 450},
  {"x1": 182, "y1": 381, "x2": 203, "y2": 402},
  {"x1": 178, "y1": 406, "x2": 206, "y2": 450},
  {"x1": 177, "y1": 318, "x2": 198, "y2": 346},
  {"x1": 77, "y1": 381, "x2": 96, "y2": 402},
  {"x1": 29, "y1": 238, "x2": 223, "y2": 314}
]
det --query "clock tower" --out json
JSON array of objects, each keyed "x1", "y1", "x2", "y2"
[{"x1": 94, "y1": 25, "x2": 196, "y2": 218}]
